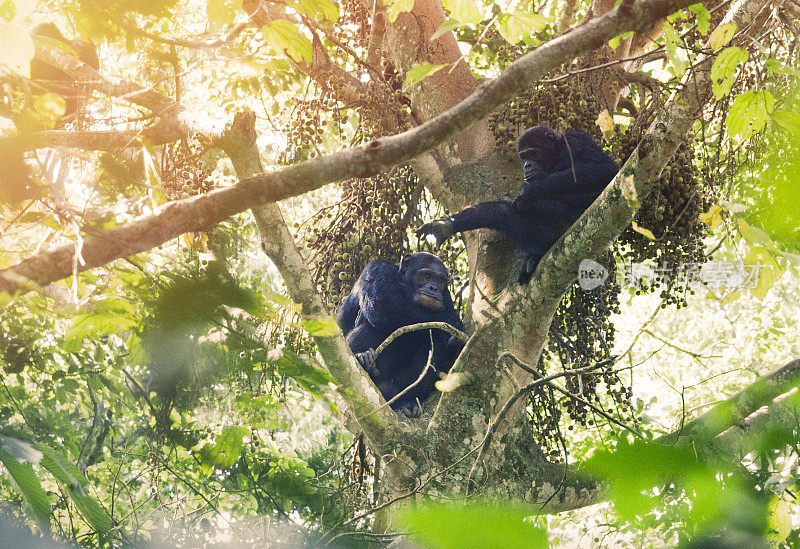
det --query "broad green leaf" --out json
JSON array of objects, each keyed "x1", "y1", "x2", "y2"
[
  {"x1": 385, "y1": 0, "x2": 414, "y2": 22},
  {"x1": 688, "y1": 3, "x2": 710, "y2": 34},
  {"x1": 70, "y1": 494, "x2": 112, "y2": 535},
  {"x1": 271, "y1": 350, "x2": 334, "y2": 395},
  {"x1": 400, "y1": 502, "x2": 548, "y2": 549},
  {"x1": 608, "y1": 31, "x2": 633, "y2": 49},
  {"x1": 764, "y1": 59, "x2": 800, "y2": 77},
  {"x1": 737, "y1": 218, "x2": 772, "y2": 244},
  {"x1": 198, "y1": 426, "x2": 249, "y2": 472},
  {"x1": 430, "y1": 18, "x2": 462, "y2": 41},
  {"x1": 0, "y1": 23, "x2": 35, "y2": 77},
  {"x1": 442, "y1": 0, "x2": 482, "y2": 26},
  {"x1": 291, "y1": 0, "x2": 339, "y2": 22},
  {"x1": 64, "y1": 297, "x2": 137, "y2": 352},
  {"x1": 38, "y1": 445, "x2": 83, "y2": 489},
  {"x1": 710, "y1": 46, "x2": 748, "y2": 100},
  {"x1": 727, "y1": 90, "x2": 774, "y2": 141},
  {"x1": 0, "y1": 448, "x2": 51, "y2": 529},
  {"x1": 708, "y1": 22, "x2": 736, "y2": 51},
  {"x1": 495, "y1": 12, "x2": 547, "y2": 44},
  {"x1": 404, "y1": 62, "x2": 447, "y2": 89},
  {"x1": 745, "y1": 248, "x2": 780, "y2": 300},
  {"x1": 301, "y1": 315, "x2": 340, "y2": 337},
  {"x1": 585, "y1": 441, "x2": 704, "y2": 521},
  {"x1": 771, "y1": 109, "x2": 800, "y2": 136},
  {"x1": 768, "y1": 499, "x2": 792, "y2": 545},
  {"x1": 262, "y1": 21, "x2": 313, "y2": 63},
  {"x1": 662, "y1": 21, "x2": 686, "y2": 74}
]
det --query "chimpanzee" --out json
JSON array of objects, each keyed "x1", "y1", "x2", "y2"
[
  {"x1": 417, "y1": 126, "x2": 619, "y2": 284},
  {"x1": 337, "y1": 253, "x2": 463, "y2": 418}
]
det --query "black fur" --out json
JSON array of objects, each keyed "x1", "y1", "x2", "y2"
[
  {"x1": 337, "y1": 253, "x2": 463, "y2": 418},
  {"x1": 418, "y1": 126, "x2": 619, "y2": 283}
]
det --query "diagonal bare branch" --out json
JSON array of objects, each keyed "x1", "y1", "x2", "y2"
[{"x1": 0, "y1": 0, "x2": 708, "y2": 297}]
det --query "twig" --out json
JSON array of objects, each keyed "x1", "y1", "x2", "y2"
[{"x1": 373, "y1": 321, "x2": 468, "y2": 358}]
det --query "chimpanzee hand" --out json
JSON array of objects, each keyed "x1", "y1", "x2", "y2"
[
  {"x1": 416, "y1": 219, "x2": 454, "y2": 245},
  {"x1": 518, "y1": 254, "x2": 539, "y2": 285},
  {"x1": 397, "y1": 399, "x2": 422, "y2": 418},
  {"x1": 355, "y1": 349, "x2": 379, "y2": 379}
]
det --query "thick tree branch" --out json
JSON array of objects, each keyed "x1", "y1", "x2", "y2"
[
  {"x1": 33, "y1": 48, "x2": 181, "y2": 115},
  {"x1": 660, "y1": 358, "x2": 800, "y2": 445},
  {"x1": 0, "y1": 0, "x2": 707, "y2": 296},
  {"x1": 214, "y1": 111, "x2": 405, "y2": 452}
]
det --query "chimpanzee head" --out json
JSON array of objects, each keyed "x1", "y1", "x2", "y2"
[
  {"x1": 517, "y1": 125, "x2": 563, "y2": 176},
  {"x1": 399, "y1": 252, "x2": 449, "y2": 311}
]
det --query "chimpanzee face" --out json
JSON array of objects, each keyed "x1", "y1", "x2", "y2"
[
  {"x1": 411, "y1": 266, "x2": 448, "y2": 310},
  {"x1": 517, "y1": 126, "x2": 562, "y2": 172},
  {"x1": 400, "y1": 253, "x2": 449, "y2": 310}
]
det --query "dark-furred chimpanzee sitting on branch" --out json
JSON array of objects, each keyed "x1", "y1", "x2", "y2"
[
  {"x1": 337, "y1": 253, "x2": 464, "y2": 418},
  {"x1": 418, "y1": 126, "x2": 619, "y2": 284}
]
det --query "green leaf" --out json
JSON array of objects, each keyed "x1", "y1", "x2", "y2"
[
  {"x1": 727, "y1": 90, "x2": 774, "y2": 141},
  {"x1": 39, "y1": 452, "x2": 78, "y2": 489},
  {"x1": 403, "y1": 62, "x2": 447, "y2": 89},
  {"x1": 710, "y1": 46, "x2": 748, "y2": 100},
  {"x1": 442, "y1": 0, "x2": 483, "y2": 26},
  {"x1": 764, "y1": 59, "x2": 800, "y2": 77},
  {"x1": 70, "y1": 493, "x2": 112, "y2": 535},
  {"x1": 291, "y1": 0, "x2": 339, "y2": 22},
  {"x1": 400, "y1": 501, "x2": 548, "y2": 549},
  {"x1": 608, "y1": 31, "x2": 633, "y2": 49},
  {"x1": 708, "y1": 22, "x2": 736, "y2": 51},
  {"x1": 737, "y1": 218, "x2": 772, "y2": 245},
  {"x1": 771, "y1": 109, "x2": 800, "y2": 136},
  {"x1": 261, "y1": 21, "x2": 313, "y2": 63},
  {"x1": 662, "y1": 21, "x2": 686, "y2": 74},
  {"x1": 769, "y1": 499, "x2": 793, "y2": 545},
  {"x1": 585, "y1": 441, "x2": 704, "y2": 521},
  {"x1": 430, "y1": 18, "x2": 463, "y2": 41},
  {"x1": 0, "y1": 448, "x2": 51, "y2": 529},
  {"x1": 197, "y1": 426, "x2": 249, "y2": 472},
  {"x1": 271, "y1": 350, "x2": 334, "y2": 396},
  {"x1": 688, "y1": 3, "x2": 710, "y2": 34},
  {"x1": 0, "y1": 23, "x2": 35, "y2": 77},
  {"x1": 64, "y1": 297, "x2": 137, "y2": 352},
  {"x1": 495, "y1": 12, "x2": 547, "y2": 44},
  {"x1": 385, "y1": 0, "x2": 414, "y2": 23},
  {"x1": 300, "y1": 315, "x2": 340, "y2": 337}
]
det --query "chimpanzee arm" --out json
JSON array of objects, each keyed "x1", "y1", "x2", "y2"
[
  {"x1": 345, "y1": 322, "x2": 383, "y2": 380},
  {"x1": 336, "y1": 293, "x2": 360, "y2": 336},
  {"x1": 433, "y1": 201, "x2": 529, "y2": 242}
]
